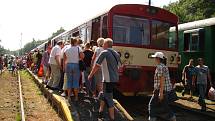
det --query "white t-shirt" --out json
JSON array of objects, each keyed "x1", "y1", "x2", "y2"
[
  {"x1": 48, "y1": 45, "x2": 61, "y2": 65},
  {"x1": 64, "y1": 46, "x2": 83, "y2": 64},
  {"x1": 60, "y1": 44, "x2": 70, "y2": 59},
  {"x1": 94, "y1": 47, "x2": 104, "y2": 66}
]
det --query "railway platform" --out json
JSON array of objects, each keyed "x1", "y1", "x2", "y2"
[
  {"x1": 174, "y1": 84, "x2": 215, "y2": 118},
  {"x1": 27, "y1": 69, "x2": 132, "y2": 121}
]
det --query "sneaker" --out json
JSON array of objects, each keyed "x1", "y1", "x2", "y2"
[{"x1": 61, "y1": 92, "x2": 66, "y2": 97}]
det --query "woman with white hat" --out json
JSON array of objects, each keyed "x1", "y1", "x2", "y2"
[{"x1": 148, "y1": 52, "x2": 176, "y2": 121}]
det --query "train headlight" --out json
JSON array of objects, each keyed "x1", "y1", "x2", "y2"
[
  {"x1": 170, "y1": 56, "x2": 174, "y2": 62},
  {"x1": 124, "y1": 52, "x2": 130, "y2": 59},
  {"x1": 177, "y1": 55, "x2": 181, "y2": 64}
]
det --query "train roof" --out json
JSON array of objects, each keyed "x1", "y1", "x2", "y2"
[
  {"x1": 170, "y1": 17, "x2": 215, "y2": 32},
  {"x1": 51, "y1": 30, "x2": 69, "y2": 41}
]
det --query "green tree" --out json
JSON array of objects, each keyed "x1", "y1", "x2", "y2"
[{"x1": 164, "y1": 0, "x2": 215, "y2": 23}]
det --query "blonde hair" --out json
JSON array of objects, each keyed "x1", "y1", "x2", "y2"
[
  {"x1": 104, "y1": 38, "x2": 113, "y2": 48},
  {"x1": 97, "y1": 38, "x2": 105, "y2": 47}
]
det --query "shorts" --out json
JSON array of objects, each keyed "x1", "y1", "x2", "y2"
[
  {"x1": 65, "y1": 63, "x2": 80, "y2": 89},
  {"x1": 99, "y1": 82, "x2": 116, "y2": 108}
]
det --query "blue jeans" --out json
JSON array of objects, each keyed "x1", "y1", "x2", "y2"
[
  {"x1": 197, "y1": 84, "x2": 207, "y2": 108},
  {"x1": 65, "y1": 63, "x2": 80, "y2": 89}
]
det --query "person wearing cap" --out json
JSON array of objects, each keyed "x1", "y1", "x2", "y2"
[
  {"x1": 148, "y1": 52, "x2": 176, "y2": 121},
  {"x1": 47, "y1": 40, "x2": 64, "y2": 90}
]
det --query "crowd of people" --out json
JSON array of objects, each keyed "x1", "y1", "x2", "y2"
[
  {"x1": 26, "y1": 37, "x2": 121, "y2": 121},
  {"x1": 1, "y1": 36, "x2": 213, "y2": 121},
  {"x1": 0, "y1": 54, "x2": 27, "y2": 75}
]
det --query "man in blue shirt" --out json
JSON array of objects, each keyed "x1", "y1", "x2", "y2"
[
  {"x1": 88, "y1": 38, "x2": 121, "y2": 121},
  {"x1": 196, "y1": 58, "x2": 212, "y2": 111},
  {"x1": 182, "y1": 59, "x2": 196, "y2": 98}
]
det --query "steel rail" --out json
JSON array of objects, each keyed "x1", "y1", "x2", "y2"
[{"x1": 18, "y1": 71, "x2": 25, "y2": 121}]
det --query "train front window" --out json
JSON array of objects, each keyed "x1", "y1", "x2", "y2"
[
  {"x1": 113, "y1": 15, "x2": 150, "y2": 45},
  {"x1": 151, "y1": 20, "x2": 176, "y2": 49}
]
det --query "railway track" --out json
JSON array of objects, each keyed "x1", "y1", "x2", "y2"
[
  {"x1": 17, "y1": 71, "x2": 25, "y2": 121},
  {"x1": 115, "y1": 94, "x2": 215, "y2": 121},
  {"x1": 0, "y1": 70, "x2": 62, "y2": 121}
]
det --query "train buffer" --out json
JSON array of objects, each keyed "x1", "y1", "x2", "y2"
[{"x1": 27, "y1": 69, "x2": 132, "y2": 121}]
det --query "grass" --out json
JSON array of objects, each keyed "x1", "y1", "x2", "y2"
[
  {"x1": 15, "y1": 113, "x2": 21, "y2": 121},
  {"x1": 20, "y1": 70, "x2": 42, "y2": 95}
]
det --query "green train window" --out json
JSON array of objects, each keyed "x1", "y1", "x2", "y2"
[
  {"x1": 190, "y1": 33, "x2": 199, "y2": 51},
  {"x1": 183, "y1": 29, "x2": 204, "y2": 52}
]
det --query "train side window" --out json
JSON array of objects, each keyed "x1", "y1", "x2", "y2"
[
  {"x1": 80, "y1": 27, "x2": 87, "y2": 43},
  {"x1": 92, "y1": 17, "x2": 101, "y2": 41},
  {"x1": 190, "y1": 33, "x2": 199, "y2": 51},
  {"x1": 184, "y1": 33, "x2": 190, "y2": 51},
  {"x1": 72, "y1": 31, "x2": 79, "y2": 37},
  {"x1": 102, "y1": 16, "x2": 108, "y2": 38},
  {"x1": 86, "y1": 27, "x2": 91, "y2": 42},
  {"x1": 184, "y1": 30, "x2": 203, "y2": 52}
]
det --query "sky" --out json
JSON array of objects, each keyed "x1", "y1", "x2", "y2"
[{"x1": 0, "y1": 0, "x2": 178, "y2": 51}]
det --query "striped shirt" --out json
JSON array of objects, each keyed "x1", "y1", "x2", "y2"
[{"x1": 154, "y1": 63, "x2": 172, "y2": 92}]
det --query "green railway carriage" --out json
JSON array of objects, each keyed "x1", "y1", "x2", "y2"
[{"x1": 171, "y1": 17, "x2": 215, "y2": 82}]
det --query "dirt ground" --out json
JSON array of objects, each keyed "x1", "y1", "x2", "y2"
[
  {"x1": 20, "y1": 70, "x2": 62, "y2": 121},
  {"x1": 0, "y1": 70, "x2": 62, "y2": 121},
  {"x1": 0, "y1": 70, "x2": 19, "y2": 121}
]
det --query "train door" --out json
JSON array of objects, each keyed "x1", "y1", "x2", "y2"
[
  {"x1": 101, "y1": 15, "x2": 108, "y2": 38},
  {"x1": 91, "y1": 17, "x2": 101, "y2": 41}
]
